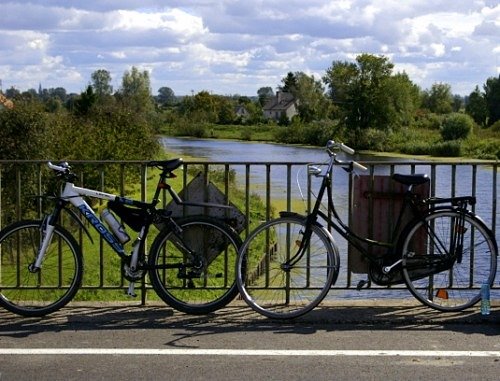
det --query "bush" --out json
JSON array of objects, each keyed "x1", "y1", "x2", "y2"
[
  {"x1": 414, "y1": 113, "x2": 444, "y2": 130},
  {"x1": 440, "y1": 113, "x2": 473, "y2": 141},
  {"x1": 171, "y1": 118, "x2": 207, "y2": 138},
  {"x1": 490, "y1": 119, "x2": 500, "y2": 133},
  {"x1": 274, "y1": 120, "x2": 341, "y2": 146},
  {"x1": 463, "y1": 138, "x2": 500, "y2": 159},
  {"x1": 399, "y1": 141, "x2": 433, "y2": 156},
  {"x1": 348, "y1": 128, "x2": 389, "y2": 151},
  {"x1": 431, "y1": 140, "x2": 462, "y2": 157}
]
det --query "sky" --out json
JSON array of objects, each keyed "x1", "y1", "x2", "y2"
[{"x1": 0, "y1": 0, "x2": 499, "y2": 97}]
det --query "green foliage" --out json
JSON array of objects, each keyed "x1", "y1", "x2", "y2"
[
  {"x1": 414, "y1": 112, "x2": 444, "y2": 130},
  {"x1": 466, "y1": 86, "x2": 488, "y2": 127},
  {"x1": 72, "y1": 85, "x2": 97, "y2": 116},
  {"x1": 484, "y1": 75, "x2": 500, "y2": 126},
  {"x1": 157, "y1": 86, "x2": 176, "y2": 107},
  {"x1": 421, "y1": 83, "x2": 453, "y2": 114},
  {"x1": 257, "y1": 87, "x2": 274, "y2": 106},
  {"x1": 116, "y1": 66, "x2": 154, "y2": 114},
  {"x1": 347, "y1": 128, "x2": 389, "y2": 151},
  {"x1": 440, "y1": 113, "x2": 474, "y2": 141},
  {"x1": 490, "y1": 119, "x2": 500, "y2": 133},
  {"x1": 323, "y1": 54, "x2": 419, "y2": 136},
  {"x1": 463, "y1": 137, "x2": 500, "y2": 159},
  {"x1": 240, "y1": 129, "x2": 252, "y2": 141},
  {"x1": 0, "y1": 102, "x2": 51, "y2": 223},
  {"x1": 171, "y1": 117, "x2": 208, "y2": 138},
  {"x1": 0, "y1": 101, "x2": 49, "y2": 160},
  {"x1": 274, "y1": 120, "x2": 340, "y2": 146},
  {"x1": 430, "y1": 140, "x2": 462, "y2": 157},
  {"x1": 91, "y1": 69, "x2": 113, "y2": 98}
]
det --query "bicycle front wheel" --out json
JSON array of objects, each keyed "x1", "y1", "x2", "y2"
[
  {"x1": 401, "y1": 210, "x2": 497, "y2": 312},
  {"x1": 149, "y1": 216, "x2": 242, "y2": 314},
  {"x1": 0, "y1": 220, "x2": 83, "y2": 317},
  {"x1": 236, "y1": 215, "x2": 339, "y2": 319}
]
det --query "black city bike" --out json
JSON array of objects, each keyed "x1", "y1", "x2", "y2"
[
  {"x1": 0, "y1": 159, "x2": 241, "y2": 317},
  {"x1": 236, "y1": 140, "x2": 498, "y2": 319}
]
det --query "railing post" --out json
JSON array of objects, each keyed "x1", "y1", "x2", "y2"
[{"x1": 140, "y1": 163, "x2": 148, "y2": 306}]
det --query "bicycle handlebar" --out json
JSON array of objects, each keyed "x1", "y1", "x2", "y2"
[
  {"x1": 353, "y1": 161, "x2": 368, "y2": 172},
  {"x1": 47, "y1": 161, "x2": 71, "y2": 173},
  {"x1": 326, "y1": 140, "x2": 368, "y2": 172}
]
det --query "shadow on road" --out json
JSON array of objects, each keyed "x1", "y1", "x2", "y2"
[{"x1": 0, "y1": 302, "x2": 498, "y2": 340}]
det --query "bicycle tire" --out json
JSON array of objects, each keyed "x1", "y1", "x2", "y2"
[
  {"x1": 401, "y1": 209, "x2": 497, "y2": 312},
  {"x1": 236, "y1": 215, "x2": 339, "y2": 319},
  {"x1": 148, "y1": 215, "x2": 242, "y2": 314},
  {"x1": 0, "y1": 220, "x2": 83, "y2": 317}
]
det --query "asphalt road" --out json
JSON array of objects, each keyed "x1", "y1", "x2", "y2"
[{"x1": 0, "y1": 301, "x2": 499, "y2": 381}]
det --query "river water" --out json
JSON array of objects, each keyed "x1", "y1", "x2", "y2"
[
  {"x1": 161, "y1": 136, "x2": 498, "y2": 217},
  {"x1": 161, "y1": 136, "x2": 499, "y2": 300}
]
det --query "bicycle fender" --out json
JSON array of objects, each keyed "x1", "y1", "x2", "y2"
[{"x1": 62, "y1": 206, "x2": 94, "y2": 244}]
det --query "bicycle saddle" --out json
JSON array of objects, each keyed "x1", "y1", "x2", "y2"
[
  {"x1": 392, "y1": 173, "x2": 429, "y2": 186},
  {"x1": 147, "y1": 158, "x2": 183, "y2": 172}
]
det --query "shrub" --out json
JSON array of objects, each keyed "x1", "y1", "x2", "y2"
[
  {"x1": 490, "y1": 119, "x2": 500, "y2": 133},
  {"x1": 440, "y1": 113, "x2": 474, "y2": 141},
  {"x1": 399, "y1": 141, "x2": 433, "y2": 156},
  {"x1": 431, "y1": 140, "x2": 462, "y2": 157},
  {"x1": 463, "y1": 138, "x2": 500, "y2": 159},
  {"x1": 349, "y1": 128, "x2": 389, "y2": 151},
  {"x1": 414, "y1": 113, "x2": 444, "y2": 130},
  {"x1": 240, "y1": 129, "x2": 252, "y2": 141},
  {"x1": 172, "y1": 118, "x2": 207, "y2": 138}
]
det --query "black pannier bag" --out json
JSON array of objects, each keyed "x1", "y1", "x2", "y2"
[{"x1": 107, "y1": 200, "x2": 148, "y2": 232}]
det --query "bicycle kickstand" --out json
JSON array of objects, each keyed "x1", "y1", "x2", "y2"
[{"x1": 127, "y1": 282, "x2": 137, "y2": 298}]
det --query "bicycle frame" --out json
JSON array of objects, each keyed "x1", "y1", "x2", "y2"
[
  {"x1": 35, "y1": 161, "x2": 235, "y2": 273},
  {"x1": 290, "y1": 148, "x2": 475, "y2": 283}
]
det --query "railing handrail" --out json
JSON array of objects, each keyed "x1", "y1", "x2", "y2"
[{"x1": 0, "y1": 159, "x2": 498, "y2": 303}]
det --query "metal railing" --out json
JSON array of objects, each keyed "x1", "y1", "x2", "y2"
[{"x1": 0, "y1": 159, "x2": 498, "y2": 302}]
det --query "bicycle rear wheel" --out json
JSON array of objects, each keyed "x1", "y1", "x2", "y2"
[
  {"x1": 401, "y1": 210, "x2": 497, "y2": 312},
  {"x1": 148, "y1": 216, "x2": 242, "y2": 314},
  {"x1": 236, "y1": 215, "x2": 339, "y2": 319},
  {"x1": 0, "y1": 220, "x2": 83, "y2": 317}
]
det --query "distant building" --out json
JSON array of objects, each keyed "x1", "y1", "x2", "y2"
[
  {"x1": 263, "y1": 91, "x2": 298, "y2": 122},
  {"x1": 234, "y1": 104, "x2": 250, "y2": 122}
]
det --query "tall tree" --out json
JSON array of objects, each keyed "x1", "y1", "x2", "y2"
[
  {"x1": 280, "y1": 72, "x2": 298, "y2": 94},
  {"x1": 484, "y1": 75, "x2": 500, "y2": 126},
  {"x1": 323, "y1": 61, "x2": 358, "y2": 104},
  {"x1": 91, "y1": 69, "x2": 113, "y2": 98},
  {"x1": 289, "y1": 72, "x2": 330, "y2": 122},
  {"x1": 422, "y1": 83, "x2": 453, "y2": 114},
  {"x1": 73, "y1": 85, "x2": 97, "y2": 116},
  {"x1": 323, "y1": 54, "x2": 397, "y2": 135},
  {"x1": 257, "y1": 86, "x2": 274, "y2": 106},
  {"x1": 118, "y1": 66, "x2": 153, "y2": 113},
  {"x1": 466, "y1": 86, "x2": 488, "y2": 127},
  {"x1": 157, "y1": 86, "x2": 176, "y2": 106}
]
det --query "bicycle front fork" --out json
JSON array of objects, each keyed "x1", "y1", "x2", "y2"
[{"x1": 30, "y1": 216, "x2": 56, "y2": 272}]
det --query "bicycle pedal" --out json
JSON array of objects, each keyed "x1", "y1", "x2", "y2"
[{"x1": 356, "y1": 279, "x2": 370, "y2": 290}]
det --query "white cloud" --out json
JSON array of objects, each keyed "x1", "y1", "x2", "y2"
[{"x1": 0, "y1": 1, "x2": 498, "y2": 95}]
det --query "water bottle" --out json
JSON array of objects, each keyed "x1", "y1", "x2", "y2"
[
  {"x1": 101, "y1": 208, "x2": 130, "y2": 244},
  {"x1": 480, "y1": 283, "x2": 490, "y2": 316}
]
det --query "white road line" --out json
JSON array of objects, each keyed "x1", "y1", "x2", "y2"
[{"x1": 0, "y1": 348, "x2": 499, "y2": 357}]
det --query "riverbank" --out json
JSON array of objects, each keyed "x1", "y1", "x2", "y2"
[
  {"x1": 163, "y1": 134, "x2": 498, "y2": 164},
  {"x1": 165, "y1": 117, "x2": 500, "y2": 161}
]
